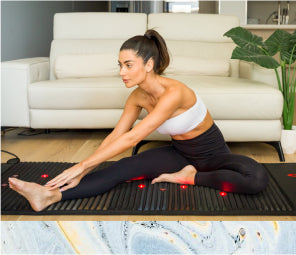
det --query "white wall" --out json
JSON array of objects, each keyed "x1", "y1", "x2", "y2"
[{"x1": 219, "y1": 0, "x2": 247, "y2": 25}]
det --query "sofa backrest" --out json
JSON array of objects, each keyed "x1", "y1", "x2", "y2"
[
  {"x1": 50, "y1": 13, "x2": 240, "y2": 80},
  {"x1": 50, "y1": 12, "x2": 147, "y2": 80},
  {"x1": 148, "y1": 13, "x2": 240, "y2": 77}
]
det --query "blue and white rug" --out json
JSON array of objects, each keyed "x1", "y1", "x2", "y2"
[{"x1": 2, "y1": 221, "x2": 296, "y2": 254}]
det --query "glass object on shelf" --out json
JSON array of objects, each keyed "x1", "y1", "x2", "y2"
[
  {"x1": 164, "y1": 0, "x2": 199, "y2": 13},
  {"x1": 265, "y1": 1, "x2": 290, "y2": 25},
  {"x1": 247, "y1": 0, "x2": 296, "y2": 25}
]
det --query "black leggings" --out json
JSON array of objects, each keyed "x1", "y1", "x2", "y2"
[{"x1": 61, "y1": 123, "x2": 269, "y2": 200}]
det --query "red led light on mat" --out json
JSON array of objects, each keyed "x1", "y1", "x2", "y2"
[
  {"x1": 180, "y1": 185, "x2": 188, "y2": 189},
  {"x1": 138, "y1": 184, "x2": 145, "y2": 189},
  {"x1": 219, "y1": 191, "x2": 227, "y2": 196},
  {"x1": 41, "y1": 174, "x2": 49, "y2": 178},
  {"x1": 130, "y1": 176, "x2": 145, "y2": 181},
  {"x1": 287, "y1": 174, "x2": 296, "y2": 177}
]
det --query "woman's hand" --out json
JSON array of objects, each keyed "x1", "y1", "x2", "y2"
[{"x1": 44, "y1": 163, "x2": 85, "y2": 192}]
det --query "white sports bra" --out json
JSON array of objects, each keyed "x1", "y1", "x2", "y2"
[{"x1": 156, "y1": 94, "x2": 207, "y2": 136}]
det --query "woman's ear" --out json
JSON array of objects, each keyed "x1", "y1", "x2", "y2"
[{"x1": 145, "y1": 58, "x2": 154, "y2": 73}]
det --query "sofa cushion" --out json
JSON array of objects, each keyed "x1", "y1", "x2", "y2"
[
  {"x1": 54, "y1": 12, "x2": 147, "y2": 40},
  {"x1": 50, "y1": 12, "x2": 147, "y2": 80},
  {"x1": 166, "y1": 75, "x2": 283, "y2": 120},
  {"x1": 29, "y1": 76, "x2": 283, "y2": 120},
  {"x1": 50, "y1": 39, "x2": 124, "y2": 80},
  {"x1": 165, "y1": 41, "x2": 239, "y2": 78},
  {"x1": 148, "y1": 14, "x2": 240, "y2": 78},
  {"x1": 29, "y1": 77, "x2": 134, "y2": 109},
  {"x1": 55, "y1": 54, "x2": 119, "y2": 79},
  {"x1": 148, "y1": 13, "x2": 239, "y2": 42},
  {"x1": 165, "y1": 57, "x2": 230, "y2": 77}
]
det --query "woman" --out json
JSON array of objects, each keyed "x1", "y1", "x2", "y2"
[{"x1": 8, "y1": 29, "x2": 269, "y2": 212}]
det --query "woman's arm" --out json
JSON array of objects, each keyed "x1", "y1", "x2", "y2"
[
  {"x1": 45, "y1": 90, "x2": 142, "y2": 190},
  {"x1": 80, "y1": 88, "x2": 183, "y2": 173},
  {"x1": 96, "y1": 93, "x2": 142, "y2": 152},
  {"x1": 46, "y1": 88, "x2": 182, "y2": 191}
]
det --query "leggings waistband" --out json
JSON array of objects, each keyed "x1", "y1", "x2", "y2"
[
  {"x1": 172, "y1": 122, "x2": 219, "y2": 144},
  {"x1": 171, "y1": 123, "x2": 230, "y2": 159}
]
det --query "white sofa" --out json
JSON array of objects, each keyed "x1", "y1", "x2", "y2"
[{"x1": 1, "y1": 12, "x2": 284, "y2": 159}]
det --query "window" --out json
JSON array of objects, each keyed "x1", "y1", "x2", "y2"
[{"x1": 165, "y1": 0, "x2": 199, "y2": 13}]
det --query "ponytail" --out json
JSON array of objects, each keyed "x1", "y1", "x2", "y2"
[{"x1": 120, "y1": 29, "x2": 170, "y2": 75}]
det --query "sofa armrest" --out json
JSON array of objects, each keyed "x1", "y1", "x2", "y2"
[
  {"x1": 1, "y1": 57, "x2": 49, "y2": 127},
  {"x1": 239, "y1": 60, "x2": 281, "y2": 89}
]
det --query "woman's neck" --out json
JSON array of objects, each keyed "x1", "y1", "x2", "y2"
[{"x1": 138, "y1": 73, "x2": 165, "y2": 100}]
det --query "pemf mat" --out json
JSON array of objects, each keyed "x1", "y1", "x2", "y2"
[{"x1": 1, "y1": 162, "x2": 296, "y2": 216}]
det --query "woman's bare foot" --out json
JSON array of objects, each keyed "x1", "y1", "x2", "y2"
[
  {"x1": 8, "y1": 178, "x2": 62, "y2": 212},
  {"x1": 151, "y1": 165, "x2": 197, "y2": 185}
]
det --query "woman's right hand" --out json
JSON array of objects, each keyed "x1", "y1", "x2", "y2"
[{"x1": 44, "y1": 163, "x2": 85, "y2": 192}]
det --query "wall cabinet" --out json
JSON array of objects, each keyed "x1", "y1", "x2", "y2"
[{"x1": 219, "y1": 0, "x2": 296, "y2": 26}]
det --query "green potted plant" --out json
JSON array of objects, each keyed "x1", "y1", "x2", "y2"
[{"x1": 224, "y1": 27, "x2": 296, "y2": 154}]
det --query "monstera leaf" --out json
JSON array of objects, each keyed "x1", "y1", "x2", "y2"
[
  {"x1": 265, "y1": 29, "x2": 296, "y2": 63},
  {"x1": 288, "y1": 30, "x2": 296, "y2": 63},
  {"x1": 232, "y1": 46, "x2": 280, "y2": 69},
  {"x1": 224, "y1": 27, "x2": 280, "y2": 69},
  {"x1": 224, "y1": 26, "x2": 296, "y2": 130},
  {"x1": 291, "y1": 30, "x2": 296, "y2": 45},
  {"x1": 224, "y1": 27, "x2": 264, "y2": 51}
]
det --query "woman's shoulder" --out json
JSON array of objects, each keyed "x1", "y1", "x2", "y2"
[
  {"x1": 128, "y1": 88, "x2": 151, "y2": 108},
  {"x1": 161, "y1": 76, "x2": 193, "y2": 96},
  {"x1": 161, "y1": 77, "x2": 197, "y2": 107},
  {"x1": 161, "y1": 76, "x2": 184, "y2": 86}
]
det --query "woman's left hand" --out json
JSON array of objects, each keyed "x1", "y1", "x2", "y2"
[{"x1": 44, "y1": 163, "x2": 85, "y2": 191}]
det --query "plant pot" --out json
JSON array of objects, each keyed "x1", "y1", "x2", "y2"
[{"x1": 281, "y1": 126, "x2": 296, "y2": 154}]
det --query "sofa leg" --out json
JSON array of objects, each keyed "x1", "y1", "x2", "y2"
[
  {"x1": 132, "y1": 141, "x2": 150, "y2": 155},
  {"x1": 266, "y1": 141, "x2": 285, "y2": 162}
]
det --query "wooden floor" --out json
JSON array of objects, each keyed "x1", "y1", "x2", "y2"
[{"x1": 1, "y1": 127, "x2": 296, "y2": 221}]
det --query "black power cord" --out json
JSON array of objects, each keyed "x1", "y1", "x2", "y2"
[
  {"x1": 18, "y1": 129, "x2": 46, "y2": 136},
  {"x1": 1, "y1": 150, "x2": 21, "y2": 164},
  {"x1": 17, "y1": 128, "x2": 69, "y2": 136}
]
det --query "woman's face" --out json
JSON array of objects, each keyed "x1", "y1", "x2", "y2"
[{"x1": 118, "y1": 50, "x2": 151, "y2": 88}]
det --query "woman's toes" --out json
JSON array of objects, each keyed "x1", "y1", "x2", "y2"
[
  {"x1": 8, "y1": 177, "x2": 26, "y2": 191},
  {"x1": 152, "y1": 174, "x2": 165, "y2": 184},
  {"x1": 151, "y1": 177, "x2": 160, "y2": 184},
  {"x1": 152, "y1": 173, "x2": 175, "y2": 184},
  {"x1": 8, "y1": 178, "x2": 17, "y2": 190}
]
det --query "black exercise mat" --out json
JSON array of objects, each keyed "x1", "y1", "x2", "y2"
[{"x1": 1, "y1": 162, "x2": 295, "y2": 215}]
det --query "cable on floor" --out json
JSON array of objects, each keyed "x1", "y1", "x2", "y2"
[{"x1": 1, "y1": 150, "x2": 21, "y2": 164}]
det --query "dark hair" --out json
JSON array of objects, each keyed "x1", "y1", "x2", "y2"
[{"x1": 120, "y1": 29, "x2": 170, "y2": 75}]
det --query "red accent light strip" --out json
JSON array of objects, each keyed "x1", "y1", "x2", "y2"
[
  {"x1": 130, "y1": 176, "x2": 145, "y2": 181},
  {"x1": 287, "y1": 174, "x2": 296, "y2": 177}
]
